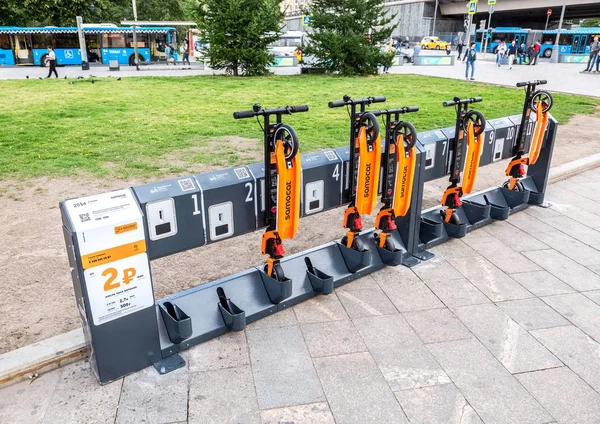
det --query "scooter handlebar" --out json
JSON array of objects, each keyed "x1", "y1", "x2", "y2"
[
  {"x1": 328, "y1": 95, "x2": 386, "y2": 108},
  {"x1": 443, "y1": 97, "x2": 482, "y2": 107},
  {"x1": 233, "y1": 105, "x2": 309, "y2": 119},
  {"x1": 516, "y1": 80, "x2": 547, "y2": 88},
  {"x1": 233, "y1": 109, "x2": 256, "y2": 119},
  {"x1": 370, "y1": 106, "x2": 420, "y2": 116}
]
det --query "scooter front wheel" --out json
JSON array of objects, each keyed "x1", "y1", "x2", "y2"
[
  {"x1": 531, "y1": 90, "x2": 553, "y2": 113},
  {"x1": 393, "y1": 121, "x2": 417, "y2": 151},
  {"x1": 264, "y1": 263, "x2": 286, "y2": 281},
  {"x1": 273, "y1": 123, "x2": 299, "y2": 160},
  {"x1": 360, "y1": 112, "x2": 380, "y2": 144},
  {"x1": 502, "y1": 180, "x2": 525, "y2": 192},
  {"x1": 463, "y1": 110, "x2": 486, "y2": 136}
]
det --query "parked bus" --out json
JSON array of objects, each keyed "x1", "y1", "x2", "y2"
[
  {"x1": 475, "y1": 26, "x2": 600, "y2": 57},
  {"x1": 0, "y1": 25, "x2": 175, "y2": 66},
  {"x1": 474, "y1": 27, "x2": 529, "y2": 53}
]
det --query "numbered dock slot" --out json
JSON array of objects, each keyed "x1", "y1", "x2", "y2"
[
  {"x1": 416, "y1": 130, "x2": 448, "y2": 181},
  {"x1": 133, "y1": 177, "x2": 206, "y2": 260},
  {"x1": 334, "y1": 146, "x2": 352, "y2": 204},
  {"x1": 509, "y1": 114, "x2": 536, "y2": 156},
  {"x1": 487, "y1": 117, "x2": 517, "y2": 162},
  {"x1": 478, "y1": 120, "x2": 497, "y2": 167},
  {"x1": 301, "y1": 150, "x2": 344, "y2": 216},
  {"x1": 195, "y1": 167, "x2": 257, "y2": 243}
]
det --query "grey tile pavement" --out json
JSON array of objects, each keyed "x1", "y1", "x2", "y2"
[
  {"x1": 4, "y1": 172, "x2": 600, "y2": 423},
  {"x1": 481, "y1": 221, "x2": 548, "y2": 253},
  {"x1": 300, "y1": 319, "x2": 367, "y2": 358},
  {"x1": 261, "y1": 402, "x2": 335, "y2": 424},
  {"x1": 462, "y1": 234, "x2": 542, "y2": 274},
  {"x1": 523, "y1": 249, "x2": 600, "y2": 291},
  {"x1": 427, "y1": 338, "x2": 553, "y2": 424},
  {"x1": 508, "y1": 270, "x2": 575, "y2": 297},
  {"x1": 423, "y1": 277, "x2": 491, "y2": 307},
  {"x1": 449, "y1": 256, "x2": 533, "y2": 302},
  {"x1": 403, "y1": 308, "x2": 472, "y2": 344},
  {"x1": 453, "y1": 304, "x2": 562, "y2": 374},
  {"x1": 531, "y1": 325, "x2": 600, "y2": 393},
  {"x1": 116, "y1": 364, "x2": 189, "y2": 424},
  {"x1": 516, "y1": 367, "x2": 600, "y2": 424},
  {"x1": 542, "y1": 293, "x2": 600, "y2": 343},
  {"x1": 246, "y1": 325, "x2": 324, "y2": 409},
  {"x1": 496, "y1": 298, "x2": 570, "y2": 331},
  {"x1": 354, "y1": 314, "x2": 451, "y2": 391},
  {"x1": 395, "y1": 383, "x2": 483, "y2": 424},
  {"x1": 188, "y1": 366, "x2": 260, "y2": 424},
  {"x1": 313, "y1": 352, "x2": 409, "y2": 424}
]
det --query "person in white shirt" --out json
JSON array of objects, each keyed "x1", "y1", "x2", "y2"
[
  {"x1": 496, "y1": 41, "x2": 506, "y2": 67},
  {"x1": 46, "y1": 46, "x2": 58, "y2": 78}
]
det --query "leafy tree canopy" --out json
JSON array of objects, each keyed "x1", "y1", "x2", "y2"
[{"x1": 301, "y1": 0, "x2": 397, "y2": 76}]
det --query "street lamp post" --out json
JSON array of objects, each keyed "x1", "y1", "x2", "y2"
[
  {"x1": 550, "y1": 0, "x2": 566, "y2": 64},
  {"x1": 132, "y1": 0, "x2": 139, "y2": 70},
  {"x1": 433, "y1": 0, "x2": 439, "y2": 36}
]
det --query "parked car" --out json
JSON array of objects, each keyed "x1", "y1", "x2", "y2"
[{"x1": 420, "y1": 36, "x2": 450, "y2": 50}]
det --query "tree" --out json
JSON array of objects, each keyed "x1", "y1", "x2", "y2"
[
  {"x1": 581, "y1": 18, "x2": 600, "y2": 28},
  {"x1": 195, "y1": 0, "x2": 283, "y2": 76},
  {"x1": 301, "y1": 0, "x2": 396, "y2": 76}
]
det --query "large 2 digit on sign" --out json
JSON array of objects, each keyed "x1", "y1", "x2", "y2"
[{"x1": 103, "y1": 267, "x2": 137, "y2": 291}]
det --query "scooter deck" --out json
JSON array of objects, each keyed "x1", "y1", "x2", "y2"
[
  {"x1": 462, "y1": 122, "x2": 484, "y2": 195},
  {"x1": 275, "y1": 139, "x2": 301, "y2": 240},
  {"x1": 529, "y1": 105, "x2": 548, "y2": 165},
  {"x1": 355, "y1": 126, "x2": 381, "y2": 216},
  {"x1": 393, "y1": 135, "x2": 416, "y2": 217}
]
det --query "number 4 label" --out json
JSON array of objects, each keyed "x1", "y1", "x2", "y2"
[{"x1": 84, "y1": 254, "x2": 154, "y2": 326}]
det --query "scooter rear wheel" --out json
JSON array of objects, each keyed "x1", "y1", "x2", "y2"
[{"x1": 502, "y1": 180, "x2": 525, "y2": 192}]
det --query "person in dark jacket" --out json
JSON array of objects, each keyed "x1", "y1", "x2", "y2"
[
  {"x1": 507, "y1": 40, "x2": 517, "y2": 69},
  {"x1": 583, "y1": 36, "x2": 600, "y2": 73},
  {"x1": 462, "y1": 42, "x2": 477, "y2": 81},
  {"x1": 517, "y1": 43, "x2": 526, "y2": 65},
  {"x1": 457, "y1": 40, "x2": 464, "y2": 62},
  {"x1": 526, "y1": 44, "x2": 535, "y2": 65}
]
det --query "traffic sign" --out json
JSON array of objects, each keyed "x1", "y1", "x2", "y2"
[
  {"x1": 302, "y1": 15, "x2": 311, "y2": 26},
  {"x1": 468, "y1": 1, "x2": 478, "y2": 15},
  {"x1": 488, "y1": 0, "x2": 496, "y2": 4},
  {"x1": 547, "y1": 9, "x2": 552, "y2": 17}
]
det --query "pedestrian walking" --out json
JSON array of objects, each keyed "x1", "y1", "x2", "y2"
[
  {"x1": 527, "y1": 43, "x2": 534, "y2": 65},
  {"x1": 182, "y1": 41, "x2": 190, "y2": 65},
  {"x1": 507, "y1": 40, "x2": 517, "y2": 69},
  {"x1": 583, "y1": 36, "x2": 600, "y2": 73},
  {"x1": 46, "y1": 46, "x2": 58, "y2": 78},
  {"x1": 463, "y1": 42, "x2": 477, "y2": 81},
  {"x1": 530, "y1": 41, "x2": 541, "y2": 65},
  {"x1": 382, "y1": 39, "x2": 394, "y2": 73},
  {"x1": 496, "y1": 41, "x2": 506, "y2": 67},
  {"x1": 165, "y1": 43, "x2": 172, "y2": 63},
  {"x1": 517, "y1": 43, "x2": 526, "y2": 65},
  {"x1": 457, "y1": 40, "x2": 464, "y2": 62}
]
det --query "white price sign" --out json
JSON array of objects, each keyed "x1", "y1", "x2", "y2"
[{"x1": 84, "y1": 254, "x2": 154, "y2": 326}]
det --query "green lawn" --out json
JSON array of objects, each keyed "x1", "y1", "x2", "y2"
[{"x1": 1, "y1": 74, "x2": 598, "y2": 180}]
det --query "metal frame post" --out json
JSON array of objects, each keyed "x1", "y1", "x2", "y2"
[
  {"x1": 550, "y1": 0, "x2": 566, "y2": 64},
  {"x1": 132, "y1": 0, "x2": 139, "y2": 70}
]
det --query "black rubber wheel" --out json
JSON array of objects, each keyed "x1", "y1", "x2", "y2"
[
  {"x1": 342, "y1": 234, "x2": 367, "y2": 251},
  {"x1": 502, "y1": 180, "x2": 525, "y2": 192},
  {"x1": 273, "y1": 123, "x2": 299, "y2": 160},
  {"x1": 463, "y1": 110, "x2": 486, "y2": 136},
  {"x1": 436, "y1": 45, "x2": 441, "y2": 50},
  {"x1": 384, "y1": 235, "x2": 397, "y2": 252},
  {"x1": 530, "y1": 90, "x2": 553, "y2": 113},
  {"x1": 440, "y1": 210, "x2": 463, "y2": 225},
  {"x1": 264, "y1": 263, "x2": 285, "y2": 281},
  {"x1": 360, "y1": 112, "x2": 380, "y2": 144},
  {"x1": 543, "y1": 49, "x2": 552, "y2": 58},
  {"x1": 393, "y1": 121, "x2": 417, "y2": 151},
  {"x1": 40, "y1": 55, "x2": 48, "y2": 67},
  {"x1": 129, "y1": 54, "x2": 145, "y2": 66}
]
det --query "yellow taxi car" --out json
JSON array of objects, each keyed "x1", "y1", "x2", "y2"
[{"x1": 420, "y1": 36, "x2": 450, "y2": 50}]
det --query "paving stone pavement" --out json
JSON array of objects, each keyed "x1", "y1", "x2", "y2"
[{"x1": 2, "y1": 169, "x2": 600, "y2": 423}]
